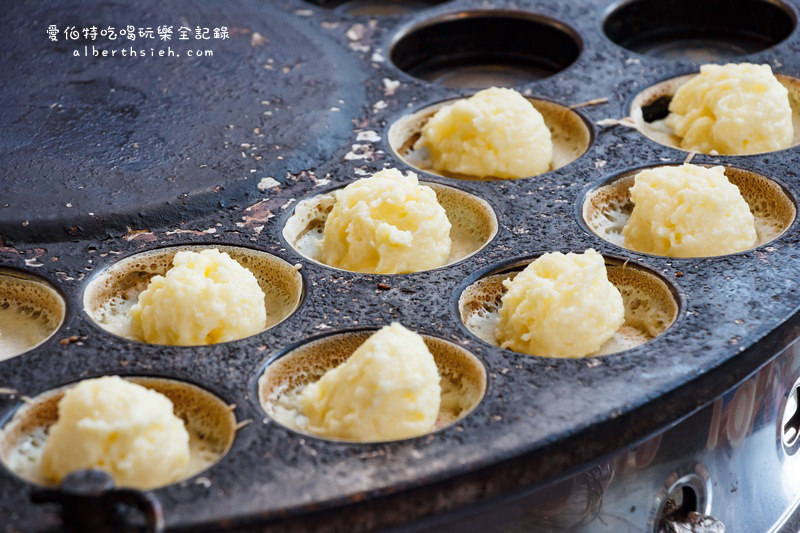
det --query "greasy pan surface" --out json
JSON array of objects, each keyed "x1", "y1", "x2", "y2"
[{"x1": 2, "y1": 0, "x2": 800, "y2": 529}]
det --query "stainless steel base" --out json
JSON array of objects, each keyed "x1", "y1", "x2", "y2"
[{"x1": 400, "y1": 337, "x2": 800, "y2": 532}]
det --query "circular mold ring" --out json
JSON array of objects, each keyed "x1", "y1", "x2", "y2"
[
  {"x1": 283, "y1": 181, "x2": 498, "y2": 273},
  {"x1": 390, "y1": 10, "x2": 582, "y2": 88},
  {"x1": 257, "y1": 329, "x2": 487, "y2": 443},
  {"x1": 0, "y1": 269, "x2": 65, "y2": 362},
  {"x1": 388, "y1": 97, "x2": 592, "y2": 180},
  {"x1": 582, "y1": 164, "x2": 796, "y2": 258},
  {"x1": 603, "y1": 0, "x2": 795, "y2": 61},
  {"x1": 83, "y1": 245, "x2": 303, "y2": 345},
  {"x1": 0, "y1": 376, "x2": 237, "y2": 488},
  {"x1": 630, "y1": 73, "x2": 800, "y2": 155},
  {"x1": 458, "y1": 254, "x2": 679, "y2": 358}
]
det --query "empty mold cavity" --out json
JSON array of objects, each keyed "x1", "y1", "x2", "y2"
[
  {"x1": 304, "y1": 1, "x2": 448, "y2": 16},
  {"x1": 604, "y1": 0, "x2": 795, "y2": 61},
  {"x1": 583, "y1": 165, "x2": 796, "y2": 257},
  {"x1": 83, "y1": 245, "x2": 303, "y2": 344},
  {"x1": 390, "y1": 11, "x2": 582, "y2": 88},
  {"x1": 258, "y1": 330, "x2": 486, "y2": 443},
  {"x1": 0, "y1": 270, "x2": 65, "y2": 362},
  {"x1": 283, "y1": 181, "x2": 498, "y2": 272},
  {"x1": 0, "y1": 377, "x2": 236, "y2": 488},
  {"x1": 389, "y1": 98, "x2": 592, "y2": 180},
  {"x1": 459, "y1": 255, "x2": 678, "y2": 357},
  {"x1": 631, "y1": 74, "x2": 800, "y2": 154}
]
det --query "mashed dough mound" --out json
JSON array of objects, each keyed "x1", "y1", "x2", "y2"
[
  {"x1": 666, "y1": 63, "x2": 793, "y2": 155},
  {"x1": 623, "y1": 164, "x2": 757, "y2": 257},
  {"x1": 130, "y1": 249, "x2": 266, "y2": 345},
  {"x1": 417, "y1": 87, "x2": 553, "y2": 178},
  {"x1": 300, "y1": 323, "x2": 441, "y2": 441},
  {"x1": 41, "y1": 376, "x2": 190, "y2": 489},
  {"x1": 321, "y1": 169, "x2": 452, "y2": 273},
  {"x1": 497, "y1": 249, "x2": 624, "y2": 358}
]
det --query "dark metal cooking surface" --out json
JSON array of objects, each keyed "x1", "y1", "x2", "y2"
[
  {"x1": 1, "y1": 0, "x2": 800, "y2": 530},
  {"x1": 0, "y1": 1, "x2": 363, "y2": 243}
]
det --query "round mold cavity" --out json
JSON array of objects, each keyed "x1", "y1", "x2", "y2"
[
  {"x1": 257, "y1": 329, "x2": 487, "y2": 443},
  {"x1": 390, "y1": 10, "x2": 582, "y2": 89},
  {"x1": 630, "y1": 73, "x2": 800, "y2": 155},
  {"x1": 0, "y1": 270, "x2": 65, "y2": 362},
  {"x1": 458, "y1": 255, "x2": 679, "y2": 358},
  {"x1": 388, "y1": 97, "x2": 592, "y2": 180},
  {"x1": 582, "y1": 164, "x2": 796, "y2": 257},
  {"x1": 304, "y1": 0, "x2": 448, "y2": 16},
  {"x1": 83, "y1": 245, "x2": 303, "y2": 344},
  {"x1": 282, "y1": 181, "x2": 498, "y2": 273},
  {"x1": 604, "y1": 0, "x2": 795, "y2": 61},
  {"x1": 0, "y1": 376, "x2": 237, "y2": 488}
]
